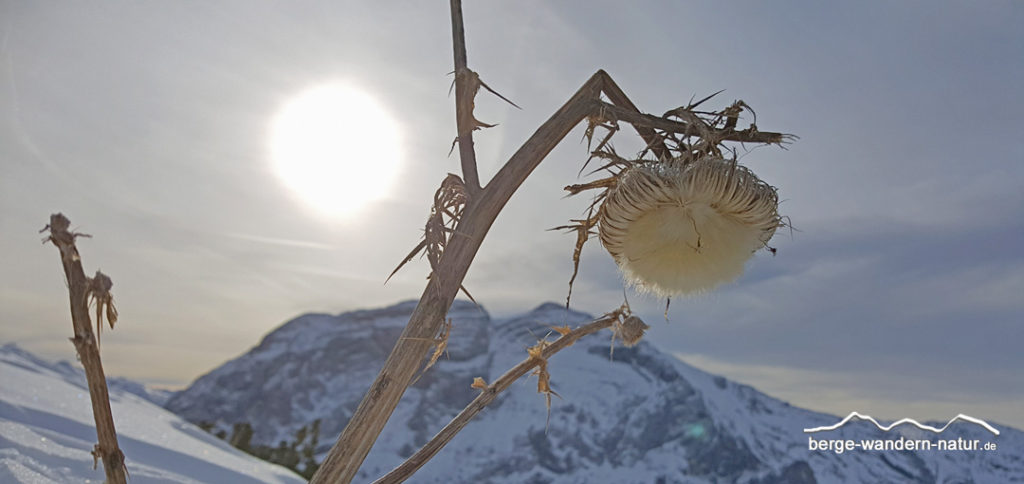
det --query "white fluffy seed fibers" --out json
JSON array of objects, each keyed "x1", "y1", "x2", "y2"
[{"x1": 598, "y1": 158, "x2": 780, "y2": 297}]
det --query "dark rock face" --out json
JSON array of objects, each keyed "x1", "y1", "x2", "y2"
[{"x1": 165, "y1": 301, "x2": 1024, "y2": 483}]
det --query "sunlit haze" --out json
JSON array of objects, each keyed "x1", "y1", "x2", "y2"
[
  {"x1": 270, "y1": 83, "x2": 403, "y2": 218},
  {"x1": 2, "y1": 2, "x2": 1021, "y2": 429}
]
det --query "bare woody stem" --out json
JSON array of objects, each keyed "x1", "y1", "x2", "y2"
[
  {"x1": 450, "y1": 0, "x2": 481, "y2": 194},
  {"x1": 372, "y1": 315, "x2": 617, "y2": 484},
  {"x1": 42, "y1": 213, "x2": 127, "y2": 484}
]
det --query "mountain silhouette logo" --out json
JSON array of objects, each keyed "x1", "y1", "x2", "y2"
[{"x1": 804, "y1": 412, "x2": 1000, "y2": 435}]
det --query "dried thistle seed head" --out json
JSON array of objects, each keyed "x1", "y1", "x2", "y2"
[
  {"x1": 617, "y1": 315, "x2": 649, "y2": 347},
  {"x1": 598, "y1": 157, "x2": 781, "y2": 297}
]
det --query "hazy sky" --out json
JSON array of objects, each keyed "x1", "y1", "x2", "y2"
[{"x1": 3, "y1": 2, "x2": 1022, "y2": 429}]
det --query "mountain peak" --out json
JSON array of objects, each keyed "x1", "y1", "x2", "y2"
[
  {"x1": 165, "y1": 301, "x2": 1024, "y2": 483},
  {"x1": 531, "y1": 301, "x2": 567, "y2": 313}
]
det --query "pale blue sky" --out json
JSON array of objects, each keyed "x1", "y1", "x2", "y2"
[{"x1": 2, "y1": 2, "x2": 1022, "y2": 428}]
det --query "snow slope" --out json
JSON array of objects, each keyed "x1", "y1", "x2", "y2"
[{"x1": 0, "y1": 343, "x2": 303, "y2": 484}]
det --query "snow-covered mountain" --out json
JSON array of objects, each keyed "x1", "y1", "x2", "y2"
[
  {"x1": 1, "y1": 342, "x2": 174, "y2": 407},
  {"x1": 166, "y1": 301, "x2": 1024, "y2": 483},
  {"x1": 0, "y1": 343, "x2": 303, "y2": 483}
]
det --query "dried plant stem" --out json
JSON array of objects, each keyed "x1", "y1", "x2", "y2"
[
  {"x1": 310, "y1": 60, "x2": 602, "y2": 484},
  {"x1": 450, "y1": 0, "x2": 481, "y2": 194},
  {"x1": 313, "y1": 74, "x2": 599, "y2": 484},
  {"x1": 310, "y1": 6, "x2": 787, "y2": 478},
  {"x1": 312, "y1": 67, "x2": 726, "y2": 483},
  {"x1": 42, "y1": 213, "x2": 127, "y2": 484},
  {"x1": 373, "y1": 315, "x2": 617, "y2": 484}
]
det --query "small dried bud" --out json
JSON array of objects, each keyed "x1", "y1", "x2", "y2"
[
  {"x1": 618, "y1": 315, "x2": 649, "y2": 347},
  {"x1": 471, "y1": 377, "x2": 488, "y2": 390},
  {"x1": 90, "y1": 271, "x2": 114, "y2": 295}
]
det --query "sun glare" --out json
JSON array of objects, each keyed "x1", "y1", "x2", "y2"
[{"x1": 269, "y1": 83, "x2": 403, "y2": 218}]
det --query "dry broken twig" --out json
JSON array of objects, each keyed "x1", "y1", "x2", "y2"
[
  {"x1": 373, "y1": 304, "x2": 637, "y2": 484},
  {"x1": 41, "y1": 213, "x2": 127, "y2": 484}
]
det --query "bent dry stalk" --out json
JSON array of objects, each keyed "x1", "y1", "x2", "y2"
[{"x1": 373, "y1": 310, "x2": 626, "y2": 483}]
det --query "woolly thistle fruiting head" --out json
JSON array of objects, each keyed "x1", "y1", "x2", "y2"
[{"x1": 598, "y1": 157, "x2": 781, "y2": 297}]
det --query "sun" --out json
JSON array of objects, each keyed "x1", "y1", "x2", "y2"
[{"x1": 269, "y1": 83, "x2": 403, "y2": 218}]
